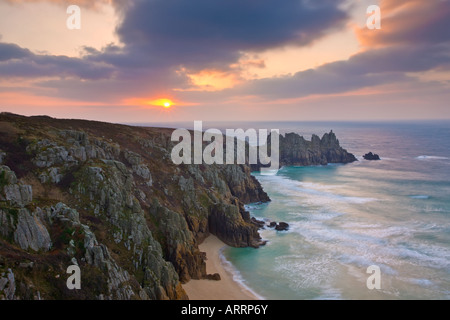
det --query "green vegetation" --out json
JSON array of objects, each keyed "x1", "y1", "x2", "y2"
[
  {"x1": 60, "y1": 227, "x2": 75, "y2": 245},
  {"x1": 198, "y1": 192, "x2": 211, "y2": 209},
  {"x1": 7, "y1": 207, "x2": 19, "y2": 223}
]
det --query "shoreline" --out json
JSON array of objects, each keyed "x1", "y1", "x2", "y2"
[{"x1": 182, "y1": 235, "x2": 260, "y2": 300}]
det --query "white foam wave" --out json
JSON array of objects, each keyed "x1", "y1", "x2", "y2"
[
  {"x1": 274, "y1": 253, "x2": 339, "y2": 291},
  {"x1": 403, "y1": 277, "x2": 434, "y2": 287},
  {"x1": 312, "y1": 286, "x2": 343, "y2": 300},
  {"x1": 259, "y1": 174, "x2": 378, "y2": 206},
  {"x1": 341, "y1": 222, "x2": 412, "y2": 239},
  {"x1": 416, "y1": 155, "x2": 449, "y2": 160},
  {"x1": 409, "y1": 195, "x2": 430, "y2": 199},
  {"x1": 219, "y1": 248, "x2": 266, "y2": 300}
]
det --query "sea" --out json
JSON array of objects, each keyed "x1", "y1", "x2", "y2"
[{"x1": 140, "y1": 120, "x2": 450, "y2": 300}]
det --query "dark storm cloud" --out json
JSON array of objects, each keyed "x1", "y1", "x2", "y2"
[
  {"x1": 0, "y1": 42, "x2": 115, "y2": 79},
  {"x1": 111, "y1": 0, "x2": 349, "y2": 69},
  {"x1": 0, "y1": 42, "x2": 32, "y2": 61}
]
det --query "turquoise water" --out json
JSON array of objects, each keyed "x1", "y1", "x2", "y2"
[{"x1": 221, "y1": 121, "x2": 450, "y2": 300}]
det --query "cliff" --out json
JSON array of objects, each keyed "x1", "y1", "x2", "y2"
[
  {"x1": 280, "y1": 130, "x2": 356, "y2": 166},
  {"x1": 0, "y1": 113, "x2": 268, "y2": 300},
  {"x1": 0, "y1": 113, "x2": 355, "y2": 300},
  {"x1": 252, "y1": 130, "x2": 356, "y2": 169}
]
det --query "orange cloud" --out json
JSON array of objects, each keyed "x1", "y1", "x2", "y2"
[
  {"x1": 181, "y1": 69, "x2": 242, "y2": 91},
  {"x1": 234, "y1": 59, "x2": 266, "y2": 69},
  {"x1": 0, "y1": 91, "x2": 109, "y2": 108},
  {"x1": 356, "y1": 0, "x2": 450, "y2": 48},
  {"x1": 4, "y1": 0, "x2": 113, "y2": 9}
]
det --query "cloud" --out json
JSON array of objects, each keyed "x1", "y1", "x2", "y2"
[
  {"x1": 234, "y1": 0, "x2": 450, "y2": 100},
  {"x1": 357, "y1": 0, "x2": 450, "y2": 47},
  {"x1": 239, "y1": 44, "x2": 449, "y2": 99},
  {"x1": 1, "y1": 0, "x2": 349, "y2": 101},
  {"x1": 0, "y1": 42, "x2": 32, "y2": 61},
  {"x1": 0, "y1": 42, "x2": 114, "y2": 80},
  {"x1": 113, "y1": 0, "x2": 348, "y2": 70}
]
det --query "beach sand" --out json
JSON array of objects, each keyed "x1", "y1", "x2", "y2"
[{"x1": 182, "y1": 235, "x2": 259, "y2": 300}]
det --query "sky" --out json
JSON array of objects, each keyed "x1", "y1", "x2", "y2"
[{"x1": 0, "y1": 0, "x2": 449, "y2": 123}]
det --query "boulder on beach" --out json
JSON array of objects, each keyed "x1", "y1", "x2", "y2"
[{"x1": 205, "y1": 273, "x2": 221, "y2": 281}]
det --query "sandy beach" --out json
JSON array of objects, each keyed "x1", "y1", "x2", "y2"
[{"x1": 182, "y1": 235, "x2": 259, "y2": 300}]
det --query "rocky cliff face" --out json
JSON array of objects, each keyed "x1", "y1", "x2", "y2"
[
  {"x1": 0, "y1": 113, "x2": 269, "y2": 300},
  {"x1": 281, "y1": 131, "x2": 356, "y2": 166},
  {"x1": 259, "y1": 130, "x2": 356, "y2": 168}
]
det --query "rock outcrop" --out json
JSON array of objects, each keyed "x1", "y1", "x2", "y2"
[
  {"x1": 278, "y1": 130, "x2": 356, "y2": 166},
  {"x1": 275, "y1": 222, "x2": 290, "y2": 231},
  {"x1": 0, "y1": 269, "x2": 15, "y2": 300},
  {"x1": 0, "y1": 166, "x2": 32, "y2": 208},
  {"x1": 13, "y1": 208, "x2": 52, "y2": 252},
  {"x1": 363, "y1": 152, "x2": 381, "y2": 161},
  {"x1": 252, "y1": 130, "x2": 356, "y2": 170}
]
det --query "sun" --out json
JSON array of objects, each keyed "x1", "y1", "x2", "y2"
[{"x1": 147, "y1": 98, "x2": 175, "y2": 108}]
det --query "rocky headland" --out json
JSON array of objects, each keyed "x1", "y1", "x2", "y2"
[
  {"x1": 0, "y1": 113, "x2": 356, "y2": 300},
  {"x1": 251, "y1": 130, "x2": 356, "y2": 171}
]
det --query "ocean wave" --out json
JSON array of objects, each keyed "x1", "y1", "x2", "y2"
[
  {"x1": 259, "y1": 174, "x2": 378, "y2": 206},
  {"x1": 402, "y1": 277, "x2": 434, "y2": 287},
  {"x1": 219, "y1": 248, "x2": 266, "y2": 300},
  {"x1": 342, "y1": 223, "x2": 412, "y2": 240},
  {"x1": 293, "y1": 221, "x2": 390, "y2": 248},
  {"x1": 416, "y1": 155, "x2": 449, "y2": 160},
  {"x1": 383, "y1": 241, "x2": 450, "y2": 270},
  {"x1": 274, "y1": 253, "x2": 339, "y2": 291},
  {"x1": 251, "y1": 151, "x2": 450, "y2": 299},
  {"x1": 298, "y1": 181, "x2": 342, "y2": 191},
  {"x1": 337, "y1": 255, "x2": 398, "y2": 276},
  {"x1": 409, "y1": 195, "x2": 430, "y2": 199},
  {"x1": 312, "y1": 286, "x2": 343, "y2": 300}
]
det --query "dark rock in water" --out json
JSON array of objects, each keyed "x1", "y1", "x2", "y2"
[
  {"x1": 259, "y1": 240, "x2": 268, "y2": 246},
  {"x1": 251, "y1": 217, "x2": 266, "y2": 229},
  {"x1": 363, "y1": 152, "x2": 380, "y2": 161},
  {"x1": 267, "y1": 221, "x2": 277, "y2": 228},
  {"x1": 275, "y1": 222, "x2": 289, "y2": 231},
  {"x1": 206, "y1": 273, "x2": 221, "y2": 281}
]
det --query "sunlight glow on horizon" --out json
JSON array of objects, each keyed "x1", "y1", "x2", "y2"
[{"x1": 148, "y1": 98, "x2": 175, "y2": 108}]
